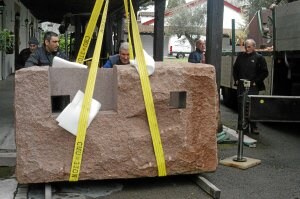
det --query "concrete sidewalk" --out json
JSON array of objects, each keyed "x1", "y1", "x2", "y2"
[
  {"x1": 0, "y1": 74, "x2": 16, "y2": 168},
  {"x1": 0, "y1": 74, "x2": 17, "y2": 199}
]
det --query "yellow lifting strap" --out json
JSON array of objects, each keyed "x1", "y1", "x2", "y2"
[
  {"x1": 123, "y1": 0, "x2": 134, "y2": 60},
  {"x1": 75, "y1": 0, "x2": 104, "y2": 64},
  {"x1": 125, "y1": 0, "x2": 167, "y2": 176},
  {"x1": 69, "y1": 0, "x2": 109, "y2": 182},
  {"x1": 69, "y1": 0, "x2": 166, "y2": 181}
]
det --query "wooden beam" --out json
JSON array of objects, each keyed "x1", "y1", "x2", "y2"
[{"x1": 192, "y1": 175, "x2": 221, "y2": 199}]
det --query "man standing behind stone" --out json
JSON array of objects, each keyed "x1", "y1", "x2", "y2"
[
  {"x1": 188, "y1": 39, "x2": 206, "y2": 63},
  {"x1": 233, "y1": 38, "x2": 268, "y2": 134},
  {"x1": 25, "y1": 31, "x2": 68, "y2": 67},
  {"x1": 103, "y1": 42, "x2": 130, "y2": 68},
  {"x1": 15, "y1": 37, "x2": 39, "y2": 70}
]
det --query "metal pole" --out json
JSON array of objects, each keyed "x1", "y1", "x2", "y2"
[
  {"x1": 231, "y1": 19, "x2": 235, "y2": 87},
  {"x1": 206, "y1": 0, "x2": 224, "y2": 91},
  {"x1": 234, "y1": 79, "x2": 250, "y2": 162},
  {"x1": 153, "y1": 0, "x2": 166, "y2": 61},
  {"x1": 65, "y1": 32, "x2": 68, "y2": 57}
]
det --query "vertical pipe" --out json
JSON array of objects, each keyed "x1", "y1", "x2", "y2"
[
  {"x1": 231, "y1": 19, "x2": 235, "y2": 87},
  {"x1": 64, "y1": 32, "x2": 68, "y2": 58},
  {"x1": 206, "y1": 0, "x2": 224, "y2": 91},
  {"x1": 234, "y1": 81, "x2": 247, "y2": 162}
]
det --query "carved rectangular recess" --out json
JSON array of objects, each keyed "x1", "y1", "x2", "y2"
[
  {"x1": 51, "y1": 95, "x2": 70, "y2": 113},
  {"x1": 169, "y1": 91, "x2": 187, "y2": 109}
]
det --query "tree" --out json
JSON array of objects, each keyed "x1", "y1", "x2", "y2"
[
  {"x1": 243, "y1": 0, "x2": 275, "y2": 16},
  {"x1": 139, "y1": 1, "x2": 155, "y2": 10},
  {"x1": 166, "y1": 0, "x2": 207, "y2": 51},
  {"x1": 239, "y1": 0, "x2": 278, "y2": 43},
  {"x1": 167, "y1": 0, "x2": 186, "y2": 9}
]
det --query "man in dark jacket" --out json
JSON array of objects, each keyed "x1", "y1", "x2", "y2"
[
  {"x1": 25, "y1": 31, "x2": 67, "y2": 67},
  {"x1": 188, "y1": 39, "x2": 205, "y2": 63},
  {"x1": 233, "y1": 38, "x2": 269, "y2": 134},
  {"x1": 15, "y1": 37, "x2": 39, "y2": 70},
  {"x1": 103, "y1": 42, "x2": 130, "y2": 68}
]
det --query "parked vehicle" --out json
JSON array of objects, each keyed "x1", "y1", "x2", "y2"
[
  {"x1": 168, "y1": 36, "x2": 191, "y2": 59},
  {"x1": 220, "y1": 0, "x2": 300, "y2": 122}
]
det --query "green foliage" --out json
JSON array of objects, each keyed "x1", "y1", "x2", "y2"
[
  {"x1": 0, "y1": 29, "x2": 14, "y2": 53},
  {"x1": 240, "y1": 0, "x2": 277, "y2": 42},
  {"x1": 59, "y1": 34, "x2": 69, "y2": 52},
  {"x1": 139, "y1": 1, "x2": 154, "y2": 10},
  {"x1": 166, "y1": 1, "x2": 207, "y2": 50},
  {"x1": 167, "y1": 0, "x2": 186, "y2": 9},
  {"x1": 165, "y1": 0, "x2": 284, "y2": 50},
  {"x1": 244, "y1": 0, "x2": 275, "y2": 15}
]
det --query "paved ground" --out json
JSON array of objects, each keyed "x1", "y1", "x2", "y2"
[
  {"x1": 1, "y1": 74, "x2": 300, "y2": 199},
  {"x1": 0, "y1": 75, "x2": 15, "y2": 152}
]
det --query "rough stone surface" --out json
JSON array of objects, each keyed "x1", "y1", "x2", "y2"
[{"x1": 15, "y1": 62, "x2": 219, "y2": 184}]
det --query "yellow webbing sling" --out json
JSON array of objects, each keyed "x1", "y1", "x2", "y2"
[
  {"x1": 76, "y1": 0, "x2": 104, "y2": 64},
  {"x1": 123, "y1": 0, "x2": 134, "y2": 60},
  {"x1": 124, "y1": 0, "x2": 167, "y2": 176},
  {"x1": 69, "y1": 0, "x2": 109, "y2": 181},
  {"x1": 69, "y1": 0, "x2": 166, "y2": 181}
]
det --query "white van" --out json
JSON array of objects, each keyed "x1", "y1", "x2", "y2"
[{"x1": 168, "y1": 36, "x2": 192, "y2": 59}]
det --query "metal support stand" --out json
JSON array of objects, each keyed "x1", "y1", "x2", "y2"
[
  {"x1": 233, "y1": 79, "x2": 250, "y2": 162},
  {"x1": 192, "y1": 175, "x2": 221, "y2": 199},
  {"x1": 234, "y1": 129, "x2": 247, "y2": 162},
  {"x1": 220, "y1": 79, "x2": 261, "y2": 169},
  {"x1": 45, "y1": 183, "x2": 52, "y2": 199}
]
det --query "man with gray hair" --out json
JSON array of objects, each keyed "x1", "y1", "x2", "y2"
[
  {"x1": 188, "y1": 39, "x2": 206, "y2": 63},
  {"x1": 233, "y1": 38, "x2": 269, "y2": 134},
  {"x1": 103, "y1": 42, "x2": 130, "y2": 68}
]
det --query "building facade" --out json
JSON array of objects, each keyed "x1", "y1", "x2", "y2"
[{"x1": 0, "y1": 0, "x2": 40, "y2": 80}]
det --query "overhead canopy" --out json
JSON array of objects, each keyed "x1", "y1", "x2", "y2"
[{"x1": 20, "y1": 0, "x2": 151, "y2": 23}]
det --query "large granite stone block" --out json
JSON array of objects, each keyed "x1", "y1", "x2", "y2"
[{"x1": 15, "y1": 62, "x2": 219, "y2": 184}]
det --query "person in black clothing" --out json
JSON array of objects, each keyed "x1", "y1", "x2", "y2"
[
  {"x1": 188, "y1": 39, "x2": 205, "y2": 63},
  {"x1": 15, "y1": 37, "x2": 39, "y2": 70},
  {"x1": 25, "y1": 31, "x2": 67, "y2": 67},
  {"x1": 233, "y1": 39, "x2": 269, "y2": 134}
]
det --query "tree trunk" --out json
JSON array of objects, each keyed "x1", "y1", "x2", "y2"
[{"x1": 185, "y1": 34, "x2": 195, "y2": 52}]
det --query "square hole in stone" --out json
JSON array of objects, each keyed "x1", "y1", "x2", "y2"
[
  {"x1": 51, "y1": 95, "x2": 70, "y2": 113},
  {"x1": 169, "y1": 91, "x2": 187, "y2": 109}
]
